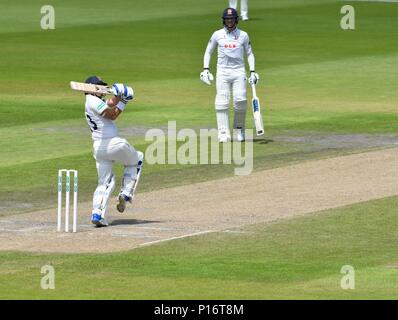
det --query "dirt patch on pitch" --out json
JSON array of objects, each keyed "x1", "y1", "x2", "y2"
[{"x1": 1, "y1": 147, "x2": 398, "y2": 253}]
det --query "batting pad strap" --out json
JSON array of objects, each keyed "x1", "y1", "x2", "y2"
[{"x1": 116, "y1": 101, "x2": 126, "y2": 111}]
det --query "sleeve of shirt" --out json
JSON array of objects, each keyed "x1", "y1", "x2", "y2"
[
  {"x1": 203, "y1": 32, "x2": 218, "y2": 69},
  {"x1": 88, "y1": 96, "x2": 109, "y2": 116},
  {"x1": 244, "y1": 34, "x2": 256, "y2": 71}
]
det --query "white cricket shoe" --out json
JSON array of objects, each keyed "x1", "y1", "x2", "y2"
[
  {"x1": 241, "y1": 15, "x2": 249, "y2": 21},
  {"x1": 218, "y1": 131, "x2": 231, "y2": 143},
  {"x1": 234, "y1": 128, "x2": 245, "y2": 142}
]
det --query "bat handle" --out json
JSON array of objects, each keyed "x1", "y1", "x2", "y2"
[{"x1": 251, "y1": 83, "x2": 257, "y2": 98}]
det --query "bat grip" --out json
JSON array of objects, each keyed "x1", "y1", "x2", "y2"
[{"x1": 251, "y1": 83, "x2": 257, "y2": 98}]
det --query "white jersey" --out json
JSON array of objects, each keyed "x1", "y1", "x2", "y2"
[
  {"x1": 203, "y1": 27, "x2": 255, "y2": 71},
  {"x1": 84, "y1": 94, "x2": 118, "y2": 141}
]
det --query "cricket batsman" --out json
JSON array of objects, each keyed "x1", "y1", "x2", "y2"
[
  {"x1": 200, "y1": 8, "x2": 259, "y2": 142},
  {"x1": 84, "y1": 76, "x2": 144, "y2": 227}
]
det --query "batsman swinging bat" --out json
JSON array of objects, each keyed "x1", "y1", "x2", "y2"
[
  {"x1": 70, "y1": 81, "x2": 113, "y2": 95},
  {"x1": 251, "y1": 84, "x2": 264, "y2": 136}
]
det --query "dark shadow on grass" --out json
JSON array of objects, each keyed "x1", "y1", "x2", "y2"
[
  {"x1": 253, "y1": 138, "x2": 274, "y2": 144},
  {"x1": 110, "y1": 219, "x2": 161, "y2": 226}
]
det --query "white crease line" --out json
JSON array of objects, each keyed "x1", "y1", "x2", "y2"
[
  {"x1": 111, "y1": 232, "x2": 159, "y2": 238},
  {"x1": 138, "y1": 230, "x2": 215, "y2": 247},
  {"x1": 222, "y1": 230, "x2": 250, "y2": 234},
  {"x1": 131, "y1": 226, "x2": 201, "y2": 232},
  {"x1": 0, "y1": 226, "x2": 49, "y2": 232}
]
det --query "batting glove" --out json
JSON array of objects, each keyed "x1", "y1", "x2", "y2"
[
  {"x1": 248, "y1": 72, "x2": 260, "y2": 85},
  {"x1": 112, "y1": 83, "x2": 127, "y2": 97},
  {"x1": 121, "y1": 86, "x2": 134, "y2": 103},
  {"x1": 200, "y1": 69, "x2": 214, "y2": 86}
]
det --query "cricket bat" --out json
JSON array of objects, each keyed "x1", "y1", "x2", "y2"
[
  {"x1": 251, "y1": 84, "x2": 264, "y2": 136},
  {"x1": 70, "y1": 81, "x2": 113, "y2": 95}
]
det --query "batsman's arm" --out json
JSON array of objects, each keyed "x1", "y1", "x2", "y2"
[
  {"x1": 244, "y1": 34, "x2": 255, "y2": 72},
  {"x1": 102, "y1": 96, "x2": 123, "y2": 120},
  {"x1": 203, "y1": 33, "x2": 217, "y2": 69}
]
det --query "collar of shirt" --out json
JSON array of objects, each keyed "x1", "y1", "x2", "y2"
[{"x1": 224, "y1": 26, "x2": 238, "y2": 36}]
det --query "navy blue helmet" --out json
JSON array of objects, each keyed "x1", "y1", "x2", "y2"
[
  {"x1": 85, "y1": 76, "x2": 107, "y2": 86},
  {"x1": 222, "y1": 7, "x2": 239, "y2": 24}
]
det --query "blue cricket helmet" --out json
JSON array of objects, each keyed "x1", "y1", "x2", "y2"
[
  {"x1": 85, "y1": 76, "x2": 107, "y2": 86},
  {"x1": 222, "y1": 7, "x2": 239, "y2": 23}
]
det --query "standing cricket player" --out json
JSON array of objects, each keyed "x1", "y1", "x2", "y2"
[
  {"x1": 200, "y1": 8, "x2": 259, "y2": 142},
  {"x1": 229, "y1": 0, "x2": 249, "y2": 21},
  {"x1": 84, "y1": 76, "x2": 144, "y2": 227}
]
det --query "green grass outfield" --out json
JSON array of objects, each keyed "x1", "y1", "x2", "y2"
[{"x1": 0, "y1": 0, "x2": 397, "y2": 298}]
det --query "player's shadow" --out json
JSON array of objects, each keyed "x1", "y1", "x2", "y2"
[
  {"x1": 110, "y1": 219, "x2": 161, "y2": 226},
  {"x1": 252, "y1": 138, "x2": 274, "y2": 144}
]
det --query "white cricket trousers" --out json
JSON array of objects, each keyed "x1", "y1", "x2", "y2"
[
  {"x1": 229, "y1": 0, "x2": 248, "y2": 18},
  {"x1": 92, "y1": 136, "x2": 140, "y2": 217},
  {"x1": 215, "y1": 68, "x2": 247, "y2": 135}
]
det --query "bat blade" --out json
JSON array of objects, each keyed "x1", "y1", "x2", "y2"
[
  {"x1": 252, "y1": 97, "x2": 264, "y2": 136},
  {"x1": 70, "y1": 81, "x2": 113, "y2": 95}
]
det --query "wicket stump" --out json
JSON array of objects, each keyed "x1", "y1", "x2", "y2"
[{"x1": 57, "y1": 169, "x2": 78, "y2": 233}]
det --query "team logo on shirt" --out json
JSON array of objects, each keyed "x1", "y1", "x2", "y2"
[
  {"x1": 224, "y1": 43, "x2": 237, "y2": 48},
  {"x1": 96, "y1": 102, "x2": 106, "y2": 111}
]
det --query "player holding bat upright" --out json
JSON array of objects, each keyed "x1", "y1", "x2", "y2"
[
  {"x1": 200, "y1": 8, "x2": 260, "y2": 142},
  {"x1": 82, "y1": 76, "x2": 144, "y2": 227}
]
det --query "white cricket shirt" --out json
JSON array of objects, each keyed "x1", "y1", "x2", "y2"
[
  {"x1": 84, "y1": 94, "x2": 118, "y2": 141},
  {"x1": 203, "y1": 27, "x2": 255, "y2": 71}
]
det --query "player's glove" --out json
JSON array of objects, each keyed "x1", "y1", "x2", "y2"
[
  {"x1": 121, "y1": 86, "x2": 134, "y2": 103},
  {"x1": 248, "y1": 72, "x2": 260, "y2": 85},
  {"x1": 200, "y1": 69, "x2": 214, "y2": 86},
  {"x1": 112, "y1": 83, "x2": 127, "y2": 97}
]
